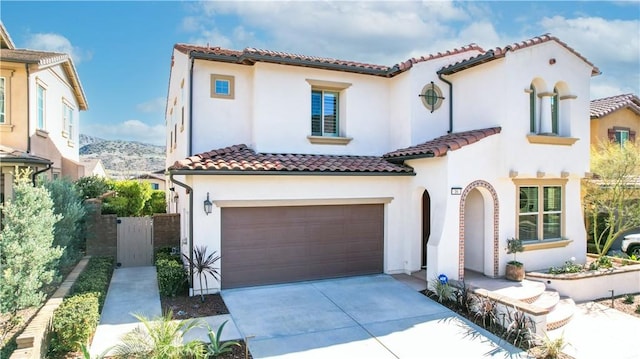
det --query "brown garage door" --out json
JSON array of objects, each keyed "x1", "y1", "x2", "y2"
[{"x1": 221, "y1": 204, "x2": 384, "y2": 288}]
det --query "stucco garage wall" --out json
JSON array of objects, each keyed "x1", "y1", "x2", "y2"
[{"x1": 188, "y1": 174, "x2": 413, "y2": 293}]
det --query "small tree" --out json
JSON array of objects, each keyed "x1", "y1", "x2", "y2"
[
  {"x1": 506, "y1": 238, "x2": 524, "y2": 266},
  {"x1": 583, "y1": 140, "x2": 640, "y2": 255},
  {"x1": 143, "y1": 190, "x2": 167, "y2": 215},
  {"x1": 183, "y1": 246, "x2": 221, "y2": 302},
  {"x1": 75, "y1": 175, "x2": 111, "y2": 200},
  {"x1": 0, "y1": 169, "x2": 63, "y2": 314},
  {"x1": 42, "y1": 177, "x2": 86, "y2": 267},
  {"x1": 103, "y1": 180, "x2": 152, "y2": 217}
]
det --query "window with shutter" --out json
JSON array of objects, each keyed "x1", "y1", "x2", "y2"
[{"x1": 311, "y1": 89, "x2": 339, "y2": 137}]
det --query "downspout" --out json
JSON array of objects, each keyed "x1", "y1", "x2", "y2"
[
  {"x1": 32, "y1": 162, "x2": 52, "y2": 186},
  {"x1": 26, "y1": 64, "x2": 31, "y2": 153},
  {"x1": 188, "y1": 56, "x2": 195, "y2": 157},
  {"x1": 438, "y1": 73, "x2": 453, "y2": 133},
  {"x1": 169, "y1": 173, "x2": 194, "y2": 292}
]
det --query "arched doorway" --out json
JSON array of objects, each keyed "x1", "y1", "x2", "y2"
[
  {"x1": 458, "y1": 180, "x2": 499, "y2": 280},
  {"x1": 422, "y1": 190, "x2": 431, "y2": 269}
]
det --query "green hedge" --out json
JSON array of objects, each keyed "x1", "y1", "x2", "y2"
[
  {"x1": 155, "y1": 246, "x2": 181, "y2": 265},
  {"x1": 50, "y1": 293, "x2": 100, "y2": 354},
  {"x1": 48, "y1": 256, "x2": 114, "y2": 358},
  {"x1": 71, "y1": 256, "x2": 114, "y2": 309},
  {"x1": 157, "y1": 258, "x2": 187, "y2": 297}
]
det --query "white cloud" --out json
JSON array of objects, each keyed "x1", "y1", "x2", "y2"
[
  {"x1": 136, "y1": 97, "x2": 166, "y2": 114},
  {"x1": 83, "y1": 120, "x2": 165, "y2": 146},
  {"x1": 24, "y1": 33, "x2": 90, "y2": 64}
]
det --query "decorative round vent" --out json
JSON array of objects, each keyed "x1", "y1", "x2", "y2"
[{"x1": 419, "y1": 82, "x2": 444, "y2": 112}]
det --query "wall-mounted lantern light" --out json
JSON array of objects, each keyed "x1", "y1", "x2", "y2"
[
  {"x1": 203, "y1": 192, "x2": 213, "y2": 215},
  {"x1": 451, "y1": 187, "x2": 462, "y2": 195}
]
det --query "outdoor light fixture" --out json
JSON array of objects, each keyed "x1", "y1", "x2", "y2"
[
  {"x1": 451, "y1": 187, "x2": 462, "y2": 195},
  {"x1": 203, "y1": 192, "x2": 213, "y2": 215}
]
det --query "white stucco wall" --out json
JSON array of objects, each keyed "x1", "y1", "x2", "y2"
[{"x1": 29, "y1": 65, "x2": 81, "y2": 162}]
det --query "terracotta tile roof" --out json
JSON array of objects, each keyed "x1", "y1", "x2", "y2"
[
  {"x1": 439, "y1": 34, "x2": 600, "y2": 76},
  {"x1": 170, "y1": 144, "x2": 414, "y2": 175},
  {"x1": 0, "y1": 145, "x2": 52, "y2": 165},
  {"x1": 0, "y1": 49, "x2": 69, "y2": 66},
  {"x1": 174, "y1": 43, "x2": 484, "y2": 77},
  {"x1": 590, "y1": 93, "x2": 640, "y2": 118},
  {"x1": 384, "y1": 127, "x2": 502, "y2": 160},
  {"x1": 395, "y1": 44, "x2": 484, "y2": 71}
]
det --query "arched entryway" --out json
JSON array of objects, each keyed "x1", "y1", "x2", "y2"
[
  {"x1": 422, "y1": 190, "x2": 431, "y2": 269},
  {"x1": 458, "y1": 180, "x2": 499, "y2": 280}
]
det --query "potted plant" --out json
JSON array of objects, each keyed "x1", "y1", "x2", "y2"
[{"x1": 506, "y1": 238, "x2": 525, "y2": 281}]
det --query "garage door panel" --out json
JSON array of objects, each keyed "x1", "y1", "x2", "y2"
[{"x1": 221, "y1": 204, "x2": 383, "y2": 288}]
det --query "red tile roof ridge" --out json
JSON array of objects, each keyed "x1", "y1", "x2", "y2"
[
  {"x1": 590, "y1": 93, "x2": 640, "y2": 118},
  {"x1": 169, "y1": 144, "x2": 414, "y2": 174},
  {"x1": 383, "y1": 127, "x2": 502, "y2": 160},
  {"x1": 440, "y1": 34, "x2": 599, "y2": 76},
  {"x1": 396, "y1": 43, "x2": 485, "y2": 71}
]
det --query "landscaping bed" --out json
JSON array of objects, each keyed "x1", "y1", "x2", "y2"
[
  {"x1": 593, "y1": 293, "x2": 640, "y2": 319},
  {"x1": 160, "y1": 293, "x2": 250, "y2": 359}
]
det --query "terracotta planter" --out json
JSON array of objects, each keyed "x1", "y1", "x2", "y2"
[{"x1": 506, "y1": 262, "x2": 525, "y2": 281}]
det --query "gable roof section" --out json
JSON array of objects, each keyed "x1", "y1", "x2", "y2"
[
  {"x1": 1, "y1": 49, "x2": 89, "y2": 111},
  {"x1": 384, "y1": 127, "x2": 502, "y2": 161},
  {"x1": 175, "y1": 43, "x2": 485, "y2": 78},
  {"x1": 439, "y1": 34, "x2": 600, "y2": 76},
  {"x1": 590, "y1": 93, "x2": 640, "y2": 118},
  {"x1": 169, "y1": 144, "x2": 414, "y2": 175},
  {"x1": 0, "y1": 145, "x2": 52, "y2": 166},
  {"x1": 0, "y1": 22, "x2": 15, "y2": 49}
]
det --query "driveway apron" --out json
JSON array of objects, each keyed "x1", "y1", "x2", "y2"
[{"x1": 222, "y1": 274, "x2": 529, "y2": 359}]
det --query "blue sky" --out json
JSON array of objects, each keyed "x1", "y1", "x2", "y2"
[{"x1": 2, "y1": 1, "x2": 639, "y2": 146}]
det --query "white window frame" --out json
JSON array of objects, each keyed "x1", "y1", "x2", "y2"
[
  {"x1": 36, "y1": 82, "x2": 47, "y2": 130},
  {"x1": 0, "y1": 77, "x2": 6, "y2": 124},
  {"x1": 515, "y1": 179, "x2": 567, "y2": 242}
]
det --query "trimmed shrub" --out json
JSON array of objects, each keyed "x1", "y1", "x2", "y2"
[
  {"x1": 102, "y1": 180, "x2": 152, "y2": 217},
  {"x1": 71, "y1": 256, "x2": 114, "y2": 309},
  {"x1": 75, "y1": 175, "x2": 111, "y2": 200},
  {"x1": 157, "y1": 259, "x2": 187, "y2": 297},
  {"x1": 50, "y1": 293, "x2": 100, "y2": 354},
  {"x1": 42, "y1": 178, "x2": 86, "y2": 268},
  {"x1": 155, "y1": 246, "x2": 181, "y2": 264},
  {"x1": 0, "y1": 169, "x2": 62, "y2": 314},
  {"x1": 144, "y1": 189, "x2": 167, "y2": 215}
]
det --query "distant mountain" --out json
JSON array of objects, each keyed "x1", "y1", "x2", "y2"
[
  {"x1": 79, "y1": 134, "x2": 166, "y2": 179},
  {"x1": 79, "y1": 134, "x2": 106, "y2": 147}
]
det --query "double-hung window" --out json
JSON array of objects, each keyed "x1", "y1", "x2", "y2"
[
  {"x1": 517, "y1": 182, "x2": 564, "y2": 241},
  {"x1": 63, "y1": 102, "x2": 73, "y2": 138},
  {"x1": 37, "y1": 84, "x2": 46, "y2": 130},
  {"x1": 311, "y1": 89, "x2": 339, "y2": 137}
]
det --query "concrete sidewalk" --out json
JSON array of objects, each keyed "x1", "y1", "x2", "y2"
[{"x1": 90, "y1": 266, "x2": 240, "y2": 357}]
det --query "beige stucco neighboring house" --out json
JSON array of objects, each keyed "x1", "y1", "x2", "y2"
[
  {"x1": 133, "y1": 170, "x2": 165, "y2": 191},
  {"x1": 590, "y1": 93, "x2": 639, "y2": 146},
  {"x1": 165, "y1": 35, "x2": 599, "y2": 294},
  {"x1": 80, "y1": 158, "x2": 108, "y2": 178},
  {"x1": 0, "y1": 22, "x2": 88, "y2": 200}
]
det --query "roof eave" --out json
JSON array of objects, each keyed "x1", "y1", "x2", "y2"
[{"x1": 168, "y1": 169, "x2": 415, "y2": 176}]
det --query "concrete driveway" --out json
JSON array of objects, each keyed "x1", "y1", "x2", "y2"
[{"x1": 222, "y1": 275, "x2": 529, "y2": 359}]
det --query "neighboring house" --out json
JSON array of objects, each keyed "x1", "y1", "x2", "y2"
[
  {"x1": 590, "y1": 93, "x2": 639, "y2": 146},
  {"x1": 133, "y1": 170, "x2": 165, "y2": 190},
  {"x1": 80, "y1": 158, "x2": 108, "y2": 178},
  {"x1": 166, "y1": 35, "x2": 599, "y2": 292},
  {"x1": 0, "y1": 22, "x2": 88, "y2": 200}
]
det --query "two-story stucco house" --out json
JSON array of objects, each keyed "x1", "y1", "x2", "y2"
[
  {"x1": 166, "y1": 34, "x2": 599, "y2": 294},
  {"x1": 590, "y1": 93, "x2": 639, "y2": 146},
  {"x1": 0, "y1": 22, "x2": 88, "y2": 202}
]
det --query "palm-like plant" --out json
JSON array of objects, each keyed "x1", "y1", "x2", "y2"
[
  {"x1": 108, "y1": 310, "x2": 204, "y2": 359},
  {"x1": 203, "y1": 320, "x2": 240, "y2": 358},
  {"x1": 183, "y1": 246, "x2": 221, "y2": 302}
]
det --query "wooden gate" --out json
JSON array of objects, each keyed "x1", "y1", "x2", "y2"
[{"x1": 117, "y1": 217, "x2": 153, "y2": 267}]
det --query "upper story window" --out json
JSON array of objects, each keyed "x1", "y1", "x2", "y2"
[
  {"x1": 305, "y1": 79, "x2": 352, "y2": 145},
  {"x1": 311, "y1": 89, "x2": 339, "y2": 137},
  {"x1": 608, "y1": 126, "x2": 636, "y2": 147},
  {"x1": 0, "y1": 77, "x2": 5, "y2": 124},
  {"x1": 419, "y1": 82, "x2": 444, "y2": 113},
  {"x1": 526, "y1": 81, "x2": 578, "y2": 146},
  {"x1": 151, "y1": 183, "x2": 160, "y2": 190},
  {"x1": 516, "y1": 180, "x2": 566, "y2": 242},
  {"x1": 210, "y1": 74, "x2": 235, "y2": 99},
  {"x1": 36, "y1": 83, "x2": 46, "y2": 130},
  {"x1": 62, "y1": 101, "x2": 74, "y2": 138}
]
